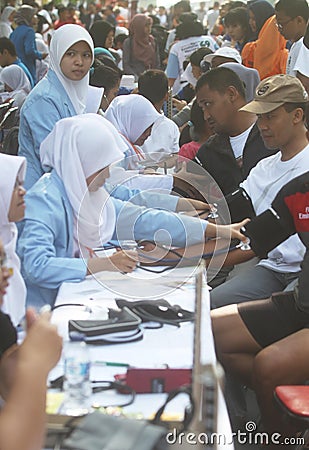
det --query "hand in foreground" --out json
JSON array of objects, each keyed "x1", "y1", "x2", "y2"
[{"x1": 19, "y1": 308, "x2": 62, "y2": 375}]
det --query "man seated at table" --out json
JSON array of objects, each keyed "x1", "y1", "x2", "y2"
[{"x1": 208, "y1": 74, "x2": 309, "y2": 310}]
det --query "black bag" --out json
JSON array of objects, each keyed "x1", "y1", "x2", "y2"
[
  {"x1": 62, "y1": 412, "x2": 168, "y2": 450},
  {"x1": 68, "y1": 307, "x2": 143, "y2": 344},
  {"x1": 115, "y1": 298, "x2": 195, "y2": 327}
]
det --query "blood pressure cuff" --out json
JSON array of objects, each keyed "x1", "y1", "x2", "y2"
[
  {"x1": 115, "y1": 298, "x2": 194, "y2": 327},
  {"x1": 242, "y1": 209, "x2": 292, "y2": 259},
  {"x1": 242, "y1": 171, "x2": 309, "y2": 258},
  {"x1": 216, "y1": 187, "x2": 256, "y2": 223}
]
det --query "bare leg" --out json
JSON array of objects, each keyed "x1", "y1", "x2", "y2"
[
  {"x1": 252, "y1": 329, "x2": 309, "y2": 433},
  {"x1": 211, "y1": 304, "x2": 262, "y2": 387}
]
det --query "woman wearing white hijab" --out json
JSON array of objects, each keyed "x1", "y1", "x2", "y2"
[
  {"x1": 18, "y1": 24, "x2": 95, "y2": 190},
  {"x1": 0, "y1": 154, "x2": 27, "y2": 326},
  {"x1": 104, "y1": 93, "x2": 178, "y2": 192},
  {"x1": 18, "y1": 114, "x2": 137, "y2": 308},
  {"x1": 0, "y1": 6, "x2": 15, "y2": 38},
  {"x1": 0, "y1": 65, "x2": 31, "y2": 109},
  {"x1": 105, "y1": 94, "x2": 160, "y2": 169}
]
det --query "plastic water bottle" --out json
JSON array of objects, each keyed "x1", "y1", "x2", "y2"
[{"x1": 62, "y1": 332, "x2": 92, "y2": 416}]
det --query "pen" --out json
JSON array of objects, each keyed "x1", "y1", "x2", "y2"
[{"x1": 93, "y1": 361, "x2": 130, "y2": 367}]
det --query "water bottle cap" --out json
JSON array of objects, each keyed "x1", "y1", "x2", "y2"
[{"x1": 69, "y1": 331, "x2": 86, "y2": 342}]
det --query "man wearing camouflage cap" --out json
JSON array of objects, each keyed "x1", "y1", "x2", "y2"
[{"x1": 211, "y1": 74, "x2": 309, "y2": 309}]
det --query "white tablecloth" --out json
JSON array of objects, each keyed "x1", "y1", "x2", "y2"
[{"x1": 50, "y1": 265, "x2": 234, "y2": 449}]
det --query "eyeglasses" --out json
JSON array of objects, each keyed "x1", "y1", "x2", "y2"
[{"x1": 276, "y1": 17, "x2": 295, "y2": 31}]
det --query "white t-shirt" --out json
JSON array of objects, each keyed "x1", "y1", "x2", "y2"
[
  {"x1": 286, "y1": 38, "x2": 303, "y2": 76},
  {"x1": 166, "y1": 35, "x2": 218, "y2": 93},
  {"x1": 229, "y1": 124, "x2": 254, "y2": 160},
  {"x1": 241, "y1": 144, "x2": 309, "y2": 273},
  {"x1": 141, "y1": 114, "x2": 180, "y2": 163},
  {"x1": 206, "y1": 9, "x2": 219, "y2": 32},
  {"x1": 293, "y1": 39, "x2": 309, "y2": 78}
]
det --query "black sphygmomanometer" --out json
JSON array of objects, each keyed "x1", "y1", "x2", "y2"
[
  {"x1": 241, "y1": 172, "x2": 309, "y2": 258},
  {"x1": 214, "y1": 187, "x2": 256, "y2": 223}
]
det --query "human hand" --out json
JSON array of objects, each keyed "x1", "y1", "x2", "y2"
[
  {"x1": 216, "y1": 218, "x2": 251, "y2": 242},
  {"x1": 172, "y1": 98, "x2": 187, "y2": 111},
  {"x1": 19, "y1": 309, "x2": 62, "y2": 375},
  {"x1": 108, "y1": 249, "x2": 138, "y2": 273}
]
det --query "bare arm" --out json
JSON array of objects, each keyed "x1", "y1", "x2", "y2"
[{"x1": 0, "y1": 310, "x2": 62, "y2": 450}]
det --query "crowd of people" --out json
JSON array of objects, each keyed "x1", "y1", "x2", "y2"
[{"x1": 0, "y1": 0, "x2": 309, "y2": 448}]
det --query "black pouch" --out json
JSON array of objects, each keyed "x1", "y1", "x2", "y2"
[
  {"x1": 62, "y1": 412, "x2": 168, "y2": 450},
  {"x1": 242, "y1": 209, "x2": 292, "y2": 259},
  {"x1": 68, "y1": 307, "x2": 143, "y2": 344},
  {"x1": 115, "y1": 298, "x2": 194, "y2": 327},
  {"x1": 223, "y1": 187, "x2": 256, "y2": 223}
]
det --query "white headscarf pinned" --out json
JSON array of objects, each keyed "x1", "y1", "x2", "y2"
[
  {"x1": 40, "y1": 114, "x2": 127, "y2": 253},
  {"x1": 49, "y1": 24, "x2": 94, "y2": 114},
  {"x1": 105, "y1": 94, "x2": 161, "y2": 143},
  {"x1": 0, "y1": 154, "x2": 26, "y2": 326}
]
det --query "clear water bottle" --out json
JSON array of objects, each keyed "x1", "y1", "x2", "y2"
[{"x1": 62, "y1": 332, "x2": 92, "y2": 416}]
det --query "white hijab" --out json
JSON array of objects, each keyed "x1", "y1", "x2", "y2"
[
  {"x1": 0, "y1": 154, "x2": 26, "y2": 326},
  {"x1": 86, "y1": 85, "x2": 104, "y2": 113},
  {"x1": 0, "y1": 64, "x2": 31, "y2": 92},
  {"x1": 40, "y1": 114, "x2": 127, "y2": 254},
  {"x1": 0, "y1": 6, "x2": 15, "y2": 23},
  {"x1": 0, "y1": 6, "x2": 15, "y2": 38},
  {"x1": 0, "y1": 65, "x2": 31, "y2": 109},
  {"x1": 105, "y1": 94, "x2": 161, "y2": 144},
  {"x1": 49, "y1": 24, "x2": 94, "y2": 115}
]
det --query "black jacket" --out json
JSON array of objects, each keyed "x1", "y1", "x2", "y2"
[{"x1": 192, "y1": 123, "x2": 278, "y2": 196}]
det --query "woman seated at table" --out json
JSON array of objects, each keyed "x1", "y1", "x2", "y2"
[
  {"x1": 0, "y1": 237, "x2": 62, "y2": 450},
  {"x1": 0, "y1": 153, "x2": 27, "y2": 326},
  {"x1": 104, "y1": 93, "x2": 178, "y2": 192},
  {"x1": 18, "y1": 114, "x2": 138, "y2": 309},
  {"x1": 18, "y1": 114, "x2": 249, "y2": 309}
]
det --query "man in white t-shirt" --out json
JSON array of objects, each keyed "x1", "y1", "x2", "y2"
[
  {"x1": 275, "y1": 0, "x2": 308, "y2": 76},
  {"x1": 138, "y1": 69, "x2": 180, "y2": 165},
  {"x1": 205, "y1": 1, "x2": 220, "y2": 33},
  {"x1": 166, "y1": 23, "x2": 218, "y2": 94},
  {"x1": 210, "y1": 74, "x2": 309, "y2": 309}
]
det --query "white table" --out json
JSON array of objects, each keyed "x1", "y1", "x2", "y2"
[{"x1": 50, "y1": 265, "x2": 234, "y2": 449}]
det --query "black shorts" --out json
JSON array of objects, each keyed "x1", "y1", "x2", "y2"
[{"x1": 238, "y1": 291, "x2": 309, "y2": 348}]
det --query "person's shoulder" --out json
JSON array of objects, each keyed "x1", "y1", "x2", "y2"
[
  {"x1": 27, "y1": 173, "x2": 67, "y2": 207},
  {"x1": 156, "y1": 114, "x2": 179, "y2": 131},
  {"x1": 22, "y1": 73, "x2": 67, "y2": 110},
  {"x1": 249, "y1": 151, "x2": 281, "y2": 174},
  {"x1": 199, "y1": 133, "x2": 220, "y2": 150}
]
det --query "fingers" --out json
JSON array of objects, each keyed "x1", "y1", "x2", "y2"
[
  {"x1": 39, "y1": 304, "x2": 52, "y2": 320},
  {"x1": 239, "y1": 218, "x2": 251, "y2": 227},
  {"x1": 25, "y1": 308, "x2": 38, "y2": 330},
  {"x1": 111, "y1": 250, "x2": 138, "y2": 273}
]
